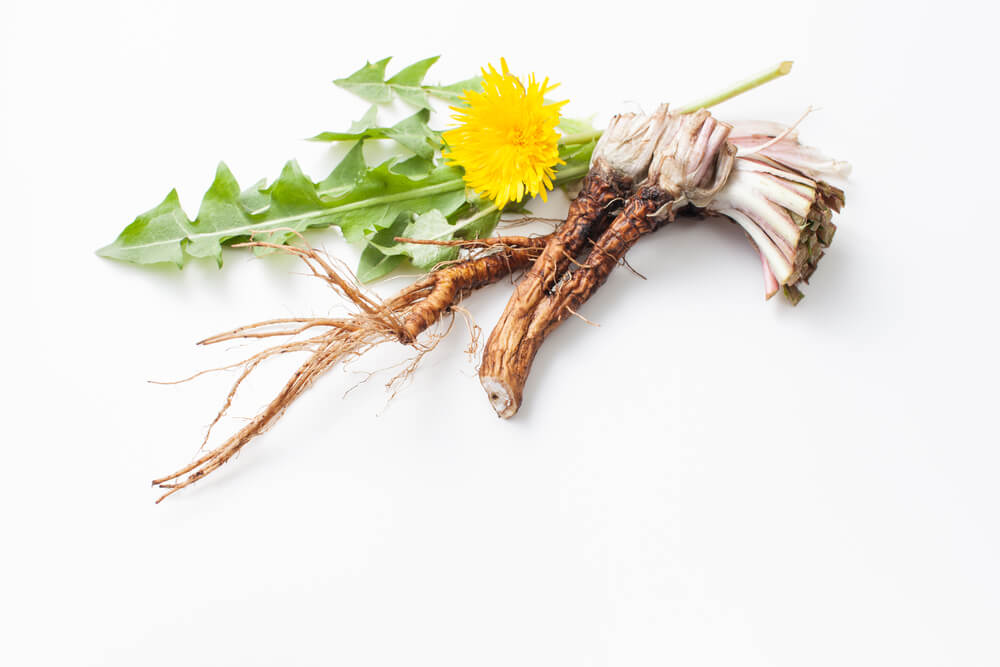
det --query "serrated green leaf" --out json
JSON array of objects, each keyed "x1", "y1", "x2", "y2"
[
  {"x1": 252, "y1": 160, "x2": 324, "y2": 251},
  {"x1": 99, "y1": 151, "x2": 472, "y2": 270},
  {"x1": 98, "y1": 162, "x2": 262, "y2": 268},
  {"x1": 334, "y1": 56, "x2": 479, "y2": 110},
  {"x1": 333, "y1": 57, "x2": 394, "y2": 104},
  {"x1": 97, "y1": 160, "x2": 324, "y2": 267},
  {"x1": 386, "y1": 56, "x2": 438, "y2": 108},
  {"x1": 97, "y1": 189, "x2": 191, "y2": 268},
  {"x1": 186, "y1": 163, "x2": 248, "y2": 265},
  {"x1": 99, "y1": 149, "x2": 592, "y2": 272}
]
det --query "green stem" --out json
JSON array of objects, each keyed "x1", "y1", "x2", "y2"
[
  {"x1": 556, "y1": 60, "x2": 794, "y2": 147},
  {"x1": 676, "y1": 60, "x2": 793, "y2": 114}
]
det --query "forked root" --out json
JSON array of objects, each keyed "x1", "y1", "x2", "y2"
[{"x1": 153, "y1": 235, "x2": 549, "y2": 502}]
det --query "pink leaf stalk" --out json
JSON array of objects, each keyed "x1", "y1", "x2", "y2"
[{"x1": 708, "y1": 121, "x2": 847, "y2": 303}]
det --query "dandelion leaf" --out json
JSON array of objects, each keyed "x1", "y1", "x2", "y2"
[{"x1": 334, "y1": 56, "x2": 480, "y2": 109}]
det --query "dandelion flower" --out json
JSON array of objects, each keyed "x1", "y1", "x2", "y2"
[{"x1": 443, "y1": 59, "x2": 567, "y2": 209}]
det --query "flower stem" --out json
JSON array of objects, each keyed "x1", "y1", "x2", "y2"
[
  {"x1": 556, "y1": 61, "x2": 794, "y2": 147},
  {"x1": 676, "y1": 61, "x2": 794, "y2": 114}
]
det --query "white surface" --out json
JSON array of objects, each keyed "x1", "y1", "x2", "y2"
[{"x1": 3, "y1": 1, "x2": 999, "y2": 665}]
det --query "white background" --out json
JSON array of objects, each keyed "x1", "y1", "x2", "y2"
[{"x1": 3, "y1": 1, "x2": 998, "y2": 665}]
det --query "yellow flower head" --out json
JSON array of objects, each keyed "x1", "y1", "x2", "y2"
[{"x1": 443, "y1": 59, "x2": 567, "y2": 209}]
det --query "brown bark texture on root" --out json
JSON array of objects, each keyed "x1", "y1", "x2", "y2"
[
  {"x1": 152, "y1": 235, "x2": 548, "y2": 502},
  {"x1": 477, "y1": 168, "x2": 630, "y2": 413}
]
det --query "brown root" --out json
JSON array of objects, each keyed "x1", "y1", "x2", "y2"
[
  {"x1": 479, "y1": 191, "x2": 667, "y2": 418},
  {"x1": 153, "y1": 235, "x2": 549, "y2": 502},
  {"x1": 477, "y1": 167, "x2": 631, "y2": 416}
]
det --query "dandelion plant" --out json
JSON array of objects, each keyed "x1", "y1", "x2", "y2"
[{"x1": 95, "y1": 57, "x2": 848, "y2": 500}]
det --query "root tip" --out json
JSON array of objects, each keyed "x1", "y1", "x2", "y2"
[{"x1": 481, "y1": 377, "x2": 518, "y2": 419}]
